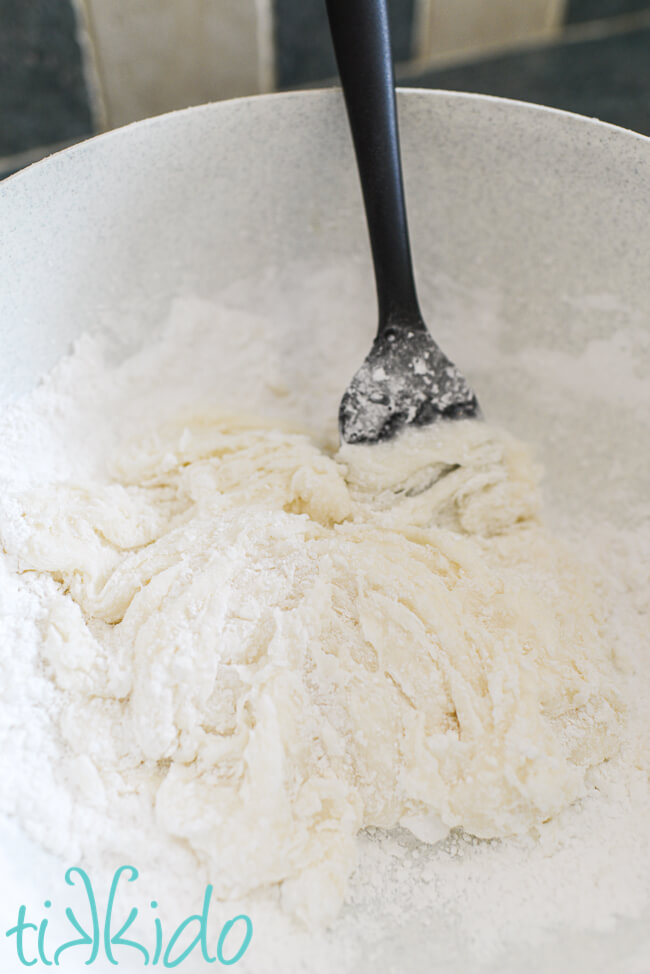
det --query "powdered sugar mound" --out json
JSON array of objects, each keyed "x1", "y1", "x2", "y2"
[{"x1": 0, "y1": 285, "x2": 648, "y2": 973}]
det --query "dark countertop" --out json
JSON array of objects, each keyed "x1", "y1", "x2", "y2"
[{"x1": 401, "y1": 24, "x2": 650, "y2": 137}]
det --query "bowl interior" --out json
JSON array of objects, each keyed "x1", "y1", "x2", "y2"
[
  {"x1": 0, "y1": 89, "x2": 649, "y2": 973},
  {"x1": 1, "y1": 89, "x2": 648, "y2": 528}
]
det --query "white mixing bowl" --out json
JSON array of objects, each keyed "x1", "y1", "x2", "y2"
[{"x1": 0, "y1": 89, "x2": 648, "y2": 973}]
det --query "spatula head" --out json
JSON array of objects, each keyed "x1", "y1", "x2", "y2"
[{"x1": 339, "y1": 327, "x2": 481, "y2": 444}]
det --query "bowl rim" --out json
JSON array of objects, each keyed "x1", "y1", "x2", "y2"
[{"x1": 1, "y1": 86, "x2": 648, "y2": 192}]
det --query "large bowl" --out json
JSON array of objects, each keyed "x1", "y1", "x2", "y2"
[{"x1": 0, "y1": 89, "x2": 648, "y2": 973}]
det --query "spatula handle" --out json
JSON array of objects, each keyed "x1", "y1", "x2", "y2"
[{"x1": 326, "y1": 0, "x2": 423, "y2": 334}]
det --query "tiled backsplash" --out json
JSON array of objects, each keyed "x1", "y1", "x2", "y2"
[
  {"x1": 0, "y1": 0, "x2": 93, "y2": 158},
  {"x1": 416, "y1": 0, "x2": 565, "y2": 62},
  {"x1": 1, "y1": 0, "x2": 649, "y2": 178},
  {"x1": 274, "y1": 0, "x2": 415, "y2": 88},
  {"x1": 81, "y1": 0, "x2": 265, "y2": 129}
]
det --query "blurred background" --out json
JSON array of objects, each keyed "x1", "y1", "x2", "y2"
[{"x1": 1, "y1": 0, "x2": 648, "y2": 179}]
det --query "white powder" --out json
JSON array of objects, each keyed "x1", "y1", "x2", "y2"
[{"x1": 0, "y1": 280, "x2": 649, "y2": 973}]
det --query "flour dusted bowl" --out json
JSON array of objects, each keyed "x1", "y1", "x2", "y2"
[{"x1": 0, "y1": 90, "x2": 648, "y2": 973}]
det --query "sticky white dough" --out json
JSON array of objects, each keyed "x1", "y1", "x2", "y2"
[{"x1": 5, "y1": 415, "x2": 624, "y2": 923}]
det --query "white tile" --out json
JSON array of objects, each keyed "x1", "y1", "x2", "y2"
[
  {"x1": 416, "y1": 0, "x2": 566, "y2": 62},
  {"x1": 81, "y1": 0, "x2": 267, "y2": 129}
]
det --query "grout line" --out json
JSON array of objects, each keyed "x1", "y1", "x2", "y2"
[
  {"x1": 70, "y1": 0, "x2": 109, "y2": 132},
  {"x1": 397, "y1": 5, "x2": 650, "y2": 78},
  {"x1": 255, "y1": 0, "x2": 276, "y2": 94},
  {"x1": 0, "y1": 137, "x2": 88, "y2": 177}
]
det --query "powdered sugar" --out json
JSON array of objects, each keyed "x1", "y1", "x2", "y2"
[{"x1": 0, "y1": 279, "x2": 648, "y2": 973}]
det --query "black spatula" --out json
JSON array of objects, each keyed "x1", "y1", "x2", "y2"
[{"x1": 326, "y1": 0, "x2": 481, "y2": 444}]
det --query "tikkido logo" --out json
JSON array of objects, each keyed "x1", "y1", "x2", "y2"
[{"x1": 4, "y1": 866, "x2": 253, "y2": 968}]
